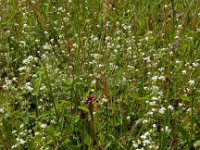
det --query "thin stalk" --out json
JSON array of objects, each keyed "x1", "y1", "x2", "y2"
[
  {"x1": 41, "y1": 61, "x2": 60, "y2": 122},
  {"x1": 89, "y1": 110, "x2": 97, "y2": 148},
  {"x1": 170, "y1": 0, "x2": 175, "y2": 32}
]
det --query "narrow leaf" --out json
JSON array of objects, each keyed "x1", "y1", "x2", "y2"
[{"x1": 176, "y1": 124, "x2": 190, "y2": 142}]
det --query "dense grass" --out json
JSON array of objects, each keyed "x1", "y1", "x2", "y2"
[{"x1": 0, "y1": 0, "x2": 200, "y2": 149}]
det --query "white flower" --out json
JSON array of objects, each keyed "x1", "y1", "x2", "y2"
[
  {"x1": 168, "y1": 105, "x2": 174, "y2": 110},
  {"x1": 143, "y1": 119, "x2": 148, "y2": 123},
  {"x1": 35, "y1": 39, "x2": 40, "y2": 43},
  {"x1": 192, "y1": 62, "x2": 199, "y2": 67},
  {"x1": 152, "y1": 76, "x2": 158, "y2": 81},
  {"x1": 149, "y1": 101, "x2": 156, "y2": 106},
  {"x1": 19, "y1": 138, "x2": 26, "y2": 145},
  {"x1": 98, "y1": 64, "x2": 103, "y2": 68},
  {"x1": 159, "y1": 76, "x2": 165, "y2": 80},
  {"x1": 128, "y1": 65, "x2": 134, "y2": 69},
  {"x1": 164, "y1": 4, "x2": 168, "y2": 8},
  {"x1": 92, "y1": 53, "x2": 102, "y2": 60},
  {"x1": 12, "y1": 130, "x2": 17, "y2": 134},
  {"x1": 144, "y1": 132, "x2": 150, "y2": 136},
  {"x1": 43, "y1": 43, "x2": 51, "y2": 50},
  {"x1": 11, "y1": 144, "x2": 18, "y2": 149},
  {"x1": 143, "y1": 56, "x2": 151, "y2": 62},
  {"x1": 101, "y1": 98, "x2": 108, "y2": 103},
  {"x1": 158, "y1": 91, "x2": 163, "y2": 96},
  {"x1": 178, "y1": 103, "x2": 184, "y2": 107},
  {"x1": 23, "y1": 56, "x2": 34, "y2": 64},
  {"x1": 19, "y1": 132, "x2": 25, "y2": 136},
  {"x1": 152, "y1": 97, "x2": 158, "y2": 101},
  {"x1": 175, "y1": 36, "x2": 179, "y2": 39},
  {"x1": 40, "y1": 123, "x2": 47, "y2": 129},
  {"x1": 19, "y1": 41, "x2": 26, "y2": 47},
  {"x1": 140, "y1": 134, "x2": 147, "y2": 140},
  {"x1": 16, "y1": 138, "x2": 26, "y2": 145},
  {"x1": 151, "y1": 108, "x2": 156, "y2": 112},
  {"x1": 158, "y1": 67, "x2": 165, "y2": 72},
  {"x1": 20, "y1": 124, "x2": 24, "y2": 129},
  {"x1": 182, "y1": 70, "x2": 187, "y2": 75},
  {"x1": 153, "y1": 124, "x2": 157, "y2": 128},
  {"x1": 137, "y1": 139, "x2": 142, "y2": 144},
  {"x1": 42, "y1": 137, "x2": 46, "y2": 141},
  {"x1": 178, "y1": 25, "x2": 183, "y2": 29},
  {"x1": 126, "y1": 116, "x2": 130, "y2": 120},
  {"x1": 143, "y1": 140, "x2": 151, "y2": 146},
  {"x1": 132, "y1": 140, "x2": 138, "y2": 148},
  {"x1": 18, "y1": 66, "x2": 27, "y2": 71},
  {"x1": 23, "y1": 24, "x2": 28, "y2": 28},
  {"x1": 159, "y1": 106, "x2": 166, "y2": 114},
  {"x1": 145, "y1": 37, "x2": 149, "y2": 41},
  {"x1": 35, "y1": 131, "x2": 40, "y2": 136},
  {"x1": 25, "y1": 82, "x2": 33, "y2": 92},
  {"x1": 188, "y1": 80, "x2": 195, "y2": 86},
  {"x1": 161, "y1": 126, "x2": 171, "y2": 134},
  {"x1": 91, "y1": 80, "x2": 96, "y2": 86},
  {"x1": 0, "y1": 108, "x2": 4, "y2": 113},
  {"x1": 12, "y1": 77, "x2": 17, "y2": 81},
  {"x1": 40, "y1": 85, "x2": 46, "y2": 91},
  {"x1": 147, "y1": 111, "x2": 154, "y2": 115}
]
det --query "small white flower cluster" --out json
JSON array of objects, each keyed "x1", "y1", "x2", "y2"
[
  {"x1": 158, "y1": 106, "x2": 166, "y2": 114},
  {"x1": 11, "y1": 124, "x2": 33, "y2": 149},
  {"x1": 40, "y1": 123, "x2": 47, "y2": 129},
  {"x1": 18, "y1": 55, "x2": 38, "y2": 75},
  {"x1": 42, "y1": 43, "x2": 51, "y2": 50},
  {"x1": 91, "y1": 53, "x2": 102, "y2": 60},
  {"x1": 16, "y1": 137, "x2": 26, "y2": 144},
  {"x1": 18, "y1": 66, "x2": 29, "y2": 72},
  {"x1": 0, "y1": 108, "x2": 4, "y2": 113},
  {"x1": 2, "y1": 77, "x2": 12, "y2": 90},
  {"x1": 101, "y1": 98, "x2": 108, "y2": 103},
  {"x1": 146, "y1": 96, "x2": 160, "y2": 106},
  {"x1": 132, "y1": 130, "x2": 158, "y2": 149},
  {"x1": 161, "y1": 126, "x2": 172, "y2": 134},
  {"x1": 11, "y1": 138, "x2": 26, "y2": 149},
  {"x1": 109, "y1": 63, "x2": 119, "y2": 70},
  {"x1": 188, "y1": 80, "x2": 195, "y2": 86},
  {"x1": 24, "y1": 82, "x2": 33, "y2": 92},
  {"x1": 23, "y1": 55, "x2": 38, "y2": 65},
  {"x1": 151, "y1": 74, "x2": 166, "y2": 82}
]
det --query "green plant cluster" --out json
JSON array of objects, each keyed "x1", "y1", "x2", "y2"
[{"x1": 0, "y1": 0, "x2": 200, "y2": 149}]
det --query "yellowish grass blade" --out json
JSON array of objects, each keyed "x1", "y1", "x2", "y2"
[{"x1": 26, "y1": 0, "x2": 48, "y2": 29}]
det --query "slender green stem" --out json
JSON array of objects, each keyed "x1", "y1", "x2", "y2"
[{"x1": 41, "y1": 61, "x2": 60, "y2": 122}]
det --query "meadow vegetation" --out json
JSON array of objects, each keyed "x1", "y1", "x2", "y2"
[{"x1": 0, "y1": 0, "x2": 200, "y2": 149}]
